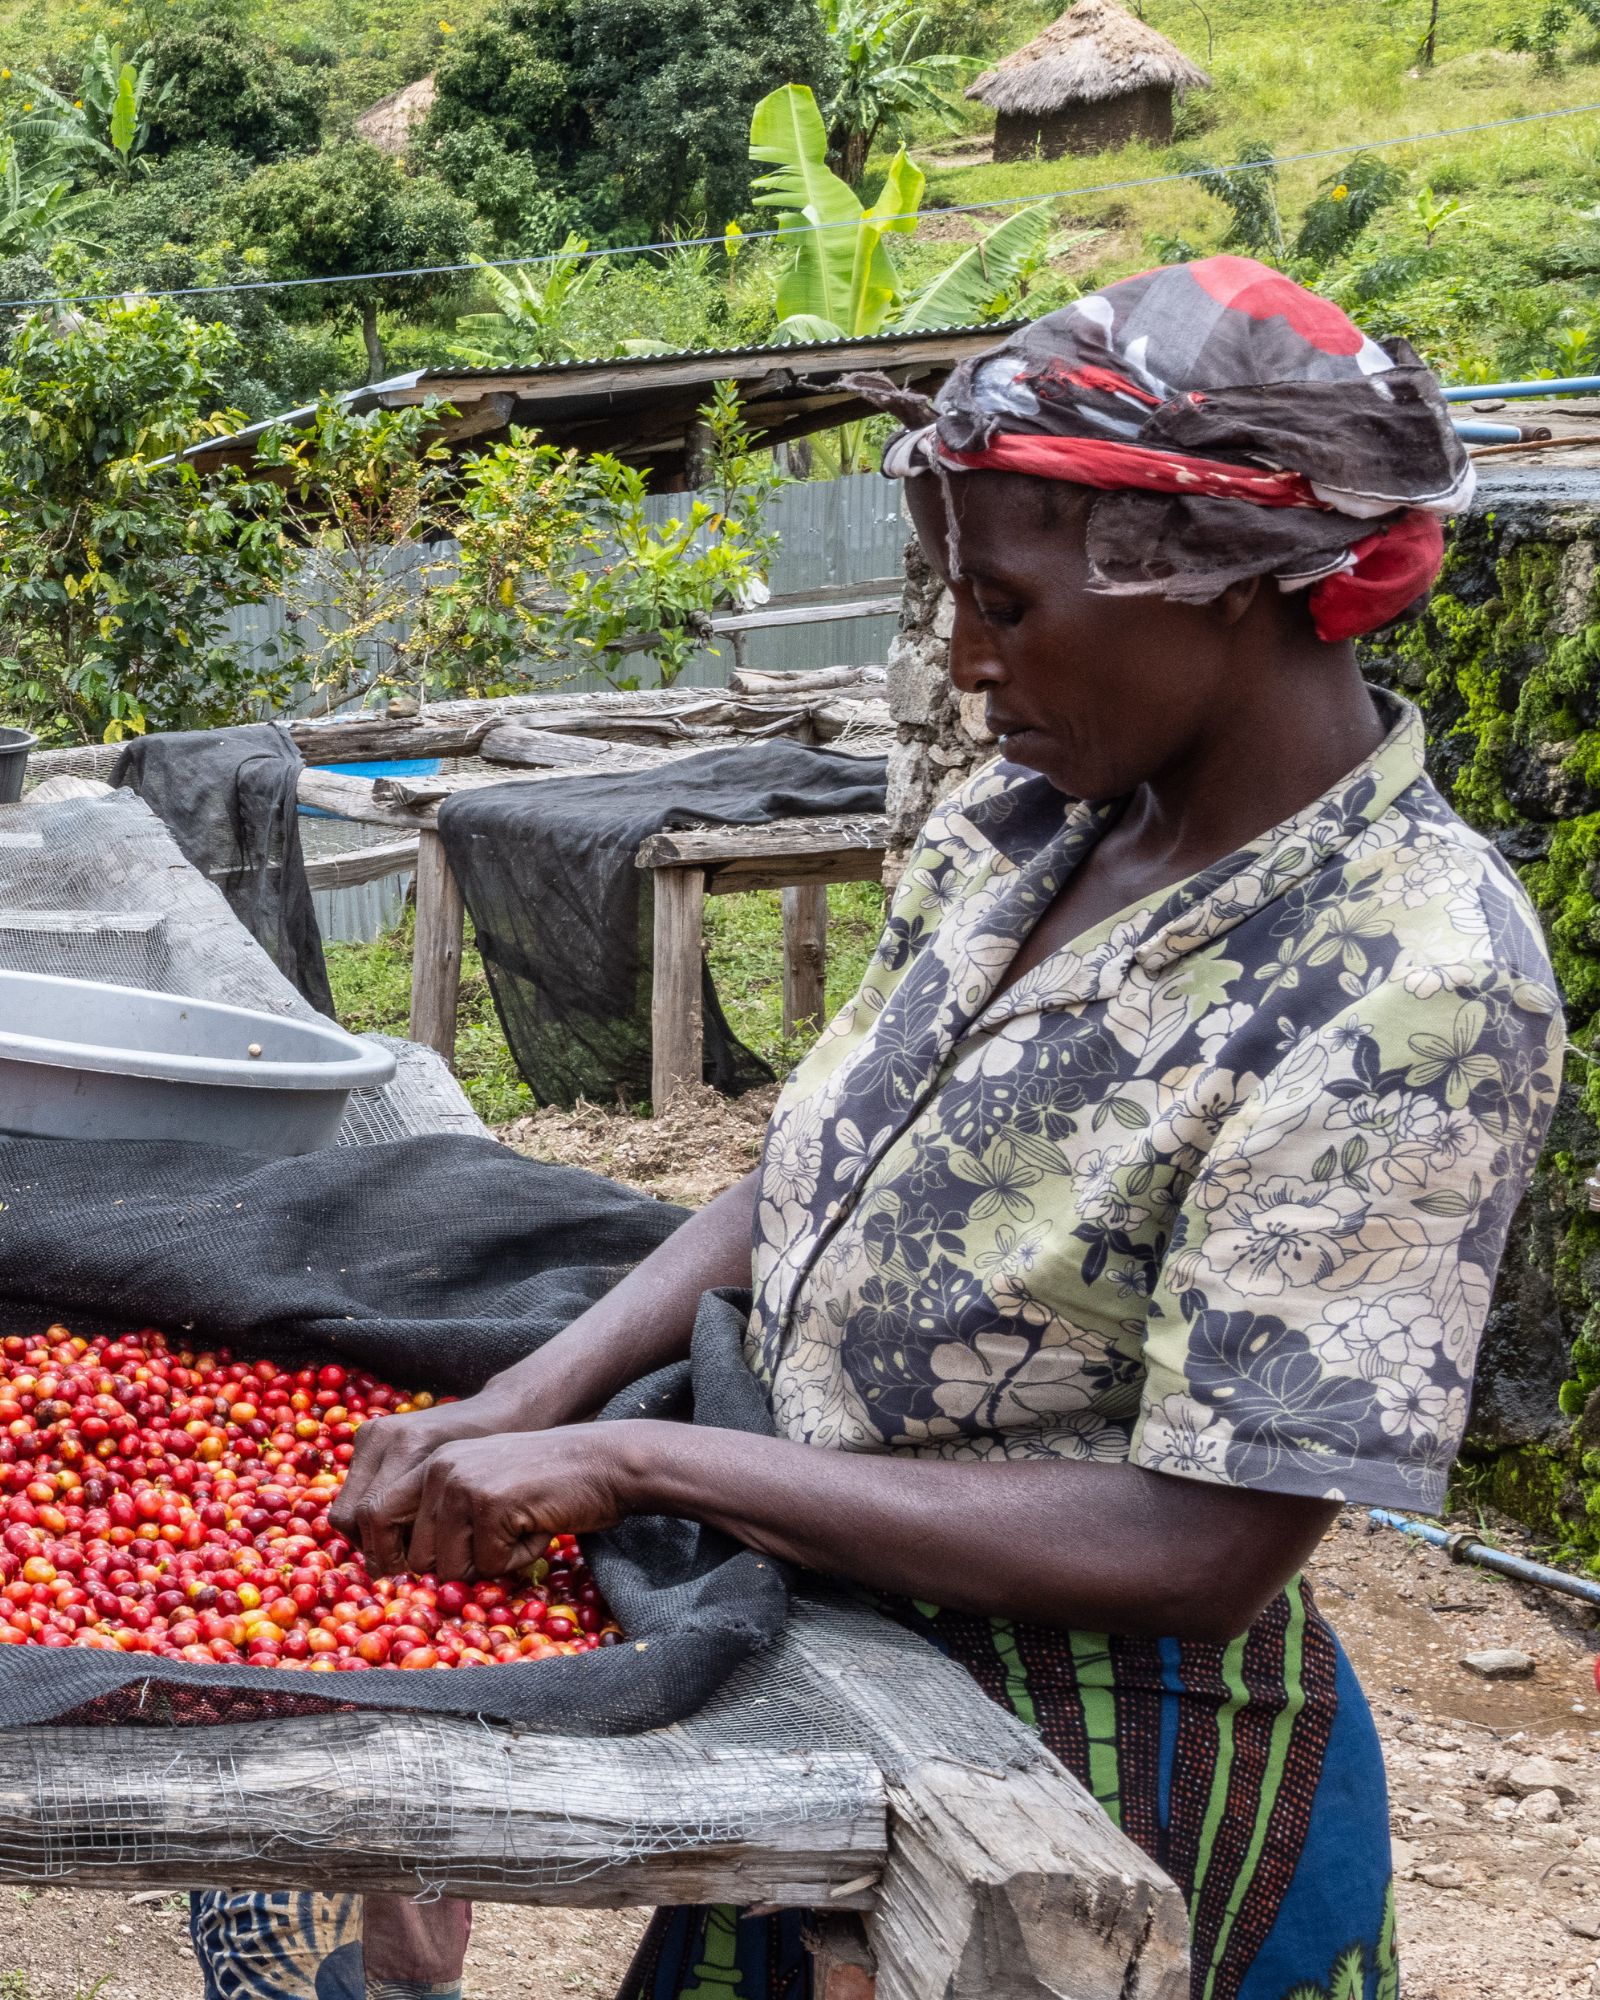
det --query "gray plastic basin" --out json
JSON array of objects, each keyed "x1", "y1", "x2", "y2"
[{"x1": 0, "y1": 969, "x2": 397, "y2": 1155}]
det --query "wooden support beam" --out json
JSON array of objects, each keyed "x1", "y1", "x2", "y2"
[
  {"x1": 783, "y1": 883, "x2": 828, "y2": 1039},
  {"x1": 650, "y1": 866, "x2": 705, "y2": 1110},
  {"x1": 409, "y1": 828, "x2": 464, "y2": 1067},
  {"x1": 301, "y1": 838, "x2": 420, "y2": 892},
  {"x1": 0, "y1": 1715, "x2": 884, "y2": 1909}
]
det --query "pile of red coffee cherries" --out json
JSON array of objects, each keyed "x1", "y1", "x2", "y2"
[{"x1": 0, "y1": 1325, "x2": 619, "y2": 1671}]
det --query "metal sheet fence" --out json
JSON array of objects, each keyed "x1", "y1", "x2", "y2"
[{"x1": 225, "y1": 473, "x2": 910, "y2": 702}]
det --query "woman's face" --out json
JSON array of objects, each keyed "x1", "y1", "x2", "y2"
[{"x1": 906, "y1": 472, "x2": 1257, "y2": 802}]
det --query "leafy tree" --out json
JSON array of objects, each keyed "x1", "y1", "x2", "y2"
[
  {"x1": 820, "y1": 0, "x2": 969, "y2": 184},
  {"x1": 429, "y1": 0, "x2": 833, "y2": 236},
  {"x1": 1293, "y1": 153, "x2": 1406, "y2": 268},
  {"x1": 571, "y1": 0, "x2": 836, "y2": 233},
  {"x1": 751, "y1": 84, "x2": 1057, "y2": 340},
  {"x1": 423, "y1": 122, "x2": 576, "y2": 251},
  {"x1": 227, "y1": 141, "x2": 482, "y2": 383},
  {"x1": 0, "y1": 135, "x2": 96, "y2": 260},
  {"x1": 0, "y1": 298, "x2": 290, "y2": 744},
  {"x1": 412, "y1": 430, "x2": 595, "y2": 694},
  {"x1": 256, "y1": 396, "x2": 456, "y2": 712},
  {"x1": 426, "y1": 0, "x2": 591, "y2": 174},
  {"x1": 145, "y1": 16, "x2": 324, "y2": 163}
]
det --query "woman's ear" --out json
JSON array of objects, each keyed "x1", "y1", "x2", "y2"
[{"x1": 1215, "y1": 574, "x2": 1265, "y2": 627}]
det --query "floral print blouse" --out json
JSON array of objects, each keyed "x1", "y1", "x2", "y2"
[{"x1": 744, "y1": 692, "x2": 1563, "y2": 1512}]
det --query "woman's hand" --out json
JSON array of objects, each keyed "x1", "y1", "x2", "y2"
[
  {"x1": 332, "y1": 1169, "x2": 763, "y2": 1572},
  {"x1": 330, "y1": 1386, "x2": 549, "y2": 1575},
  {"x1": 378, "y1": 1423, "x2": 663, "y2": 1580}
]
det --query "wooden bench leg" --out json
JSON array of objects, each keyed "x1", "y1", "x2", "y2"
[
  {"x1": 651, "y1": 866, "x2": 705, "y2": 1111},
  {"x1": 782, "y1": 883, "x2": 828, "y2": 1039},
  {"x1": 410, "y1": 827, "x2": 464, "y2": 1069}
]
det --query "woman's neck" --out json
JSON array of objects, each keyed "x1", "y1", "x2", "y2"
[
  {"x1": 1000, "y1": 651, "x2": 1385, "y2": 984},
  {"x1": 1102, "y1": 648, "x2": 1384, "y2": 887}
]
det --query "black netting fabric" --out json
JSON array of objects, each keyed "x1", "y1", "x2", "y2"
[
  {"x1": 438, "y1": 741, "x2": 887, "y2": 1108},
  {"x1": 111, "y1": 724, "x2": 335, "y2": 1017},
  {"x1": 0, "y1": 1131, "x2": 788, "y2": 1730}
]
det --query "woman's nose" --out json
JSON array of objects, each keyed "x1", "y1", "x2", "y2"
[{"x1": 947, "y1": 602, "x2": 1004, "y2": 696}]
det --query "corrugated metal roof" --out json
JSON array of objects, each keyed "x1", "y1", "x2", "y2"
[{"x1": 181, "y1": 323, "x2": 1020, "y2": 462}]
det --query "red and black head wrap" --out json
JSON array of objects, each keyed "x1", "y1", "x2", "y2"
[{"x1": 849, "y1": 255, "x2": 1473, "y2": 642}]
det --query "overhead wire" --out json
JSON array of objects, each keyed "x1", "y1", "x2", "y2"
[{"x1": 1, "y1": 92, "x2": 1600, "y2": 313}]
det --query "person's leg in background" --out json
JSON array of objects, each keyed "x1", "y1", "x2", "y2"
[{"x1": 190, "y1": 1890, "x2": 472, "y2": 1999}]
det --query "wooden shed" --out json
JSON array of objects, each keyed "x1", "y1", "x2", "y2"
[{"x1": 967, "y1": 0, "x2": 1210, "y2": 162}]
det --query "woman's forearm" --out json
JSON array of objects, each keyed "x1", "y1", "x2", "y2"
[
  {"x1": 479, "y1": 1170, "x2": 761, "y2": 1426},
  {"x1": 619, "y1": 1423, "x2": 1337, "y2": 1642}
]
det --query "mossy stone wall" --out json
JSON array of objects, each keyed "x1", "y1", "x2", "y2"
[{"x1": 1362, "y1": 464, "x2": 1600, "y2": 1553}]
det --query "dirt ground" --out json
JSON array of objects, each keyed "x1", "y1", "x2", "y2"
[{"x1": 5, "y1": 1097, "x2": 1600, "y2": 1997}]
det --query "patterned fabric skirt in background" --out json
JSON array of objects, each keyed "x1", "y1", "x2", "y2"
[
  {"x1": 190, "y1": 1889, "x2": 471, "y2": 2000},
  {"x1": 619, "y1": 1578, "x2": 1397, "y2": 2000}
]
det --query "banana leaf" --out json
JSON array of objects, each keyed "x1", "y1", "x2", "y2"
[
  {"x1": 750, "y1": 83, "x2": 921, "y2": 339},
  {"x1": 894, "y1": 203, "x2": 1057, "y2": 332}
]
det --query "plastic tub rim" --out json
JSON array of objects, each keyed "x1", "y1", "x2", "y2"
[{"x1": 0, "y1": 969, "x2": 396, "y2": 1095}]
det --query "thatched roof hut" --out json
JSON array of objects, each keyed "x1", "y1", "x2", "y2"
[
  {"x1": 967, "y1": 0, "x2": 1209, "y2": 161},
  {"x1": 355, "y1": 75, "x2": 437, "y2": 155}
]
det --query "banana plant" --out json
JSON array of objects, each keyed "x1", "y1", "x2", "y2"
[
  {"x1": 750, "y1": 83, "x2": 1059, "y2": 342},
  {"x1": 751, "y1": 83, "x2": 924, "y2": 343},
  {"x1": 12, "y1": 36, "x2": 168, "y2": 189},
  {"x1": 0, "y1": 134, "x2": 97, "y2": 259},
  {"x1": 449, "y1": 237, "x2": 603, "y2": 365}
]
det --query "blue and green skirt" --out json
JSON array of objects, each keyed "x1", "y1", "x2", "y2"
[{"x1": 619, "y1": 1578, "x2": 1396, "y2": 2000}]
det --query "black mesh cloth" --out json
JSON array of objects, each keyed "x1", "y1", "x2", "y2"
[
  {"x1": 111, "y1": 723, "x2": 335, "y2": 1017},
  {"x1": 438, "y1": 741, "x2": 887, "y2": 1108},
  {"x1": 0, "y1": 1132, "x2": 788, "y2": 1730}
]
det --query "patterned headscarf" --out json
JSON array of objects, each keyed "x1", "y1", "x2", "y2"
[{"x1": 849, "y1": 255, "x2": 1473, "y2": 642}]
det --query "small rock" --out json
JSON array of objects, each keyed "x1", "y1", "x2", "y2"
[
  {"x1": 1521, "y1": 1788, "x2": 1566, "y2": 1822},
  {"x1": 1414, "y1": 1860, "x2": 1466, "y2": 1889},
  {"x1": 1391, "y1": 1837, "x2": 1417, "y2": 1874},
  {"x1": 1569, "y1": 1914, "x2": 1600, "y2": 1942},
  {"x1": 1493, "y1": 1756, "x2": 1582, "y2": 1803},
  {"x1": 1461, "y1": 1648, "x2": 1537, "y2": 1679}
]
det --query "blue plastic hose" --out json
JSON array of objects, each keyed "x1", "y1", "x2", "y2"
[
  {"x1": 1452, "y1": 420, "x2": 1539, "y2": 442},
  {"x1": 1368, "y1": 1508, "x2": 1600, "y2": 1609},
  {"x1": 1443, "y1": 375, "x2": 1600, "y2": 402}
]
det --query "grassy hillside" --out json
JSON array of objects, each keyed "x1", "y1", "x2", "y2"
[{"x1": 5, "y1": 0, "x2": 1600, "y2": 387}]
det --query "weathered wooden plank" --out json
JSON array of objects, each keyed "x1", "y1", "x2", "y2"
[
  {"x1": 713, "y1": 594, "x2": 900, "y2": 635},
  {"x1": 24, "y1": 773, "x2": 114, "y2": 804},
  {"x1": 479, "y1": 725, "x2": 672, "y2": 772},
  {"x1": 301, "y1": 837, "x2": 420, "y2": 892},
  {"x1": 729, "y1": 665, "x2": 886, "y2": 696},
  {"x1": 298, "y1": 768, "x2": 433, "y2": 828},
  {"x1": 409, "y1": 828, "x2": 464, "y2": 1066},
  {"x1": 782, "y1": 883, "x2": 828, "y2": 1038},
  {"x1": 0, "y1": 1714, "x2": 884, "y2": 1909},
  {"x1": 636, "y1": 816, "x2": 889, "y2": 871},
  {"x1": 702, "y1": 849, "x2": 886, "y2": 896},
  {"x1": 651, "y1": 866, "x2": 705, "y2": 1110},
  {"x1": 788, "y1": 1608, "x2": 1190, "y2": 2000}
]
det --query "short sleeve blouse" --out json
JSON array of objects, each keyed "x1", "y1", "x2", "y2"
[{"x1": 743, "y1": 693, "x2": 1564, "y2": 1513}]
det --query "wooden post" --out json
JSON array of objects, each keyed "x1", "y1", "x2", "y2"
[
  {"x1": 409, "y1": 828, "x2": 464, "y2": 1068},
  {"x1": 651, "y1": 866, "x2": 705, "y2": 1110},
  {"x1": 782, "y1": 883, "x2": 828, "y2": 1038}
]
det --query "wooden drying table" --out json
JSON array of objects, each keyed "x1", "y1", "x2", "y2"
[
  {"x1": 636, "y1": 813, "x2": 887, "y2": 1107},
  {"x1": 0, "y1": 761, "x2": 1191, "y2": 1999}
]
